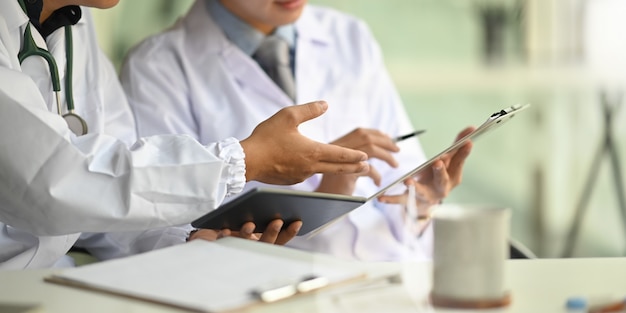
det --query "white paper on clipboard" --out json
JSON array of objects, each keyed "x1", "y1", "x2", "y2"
[{"x1": 307, "y1": 103, "x2": 530, "y2": 238}]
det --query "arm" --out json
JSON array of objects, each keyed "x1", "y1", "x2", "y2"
[
  {"x1": 0, "y1": 72, "x2": 366, "y2": 237},
  {"x1": 0, "y1": 71, "x2": 237, "y2": 235}
]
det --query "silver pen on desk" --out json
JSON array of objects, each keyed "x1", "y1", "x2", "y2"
[{"x1": 393, "y1": 130, "x2": 426, "y2": 142}]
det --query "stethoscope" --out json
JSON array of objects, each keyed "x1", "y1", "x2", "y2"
[{"x1": 17, "y1": 0, "x2": 88, "y2": 136}]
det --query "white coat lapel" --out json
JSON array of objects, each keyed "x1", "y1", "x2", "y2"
[
  {"x1": 294, "y1": 7, "x2": 333, "y2": 104},
  {"x1": 184, "y1": 0, "x2": 292, "y2": 107},
  {"x1": 220, "y1": 45, "x2": 293, "y2": 107},
  {"x1": 1, "y1": 1, "x2": 28, "y2": 69}
]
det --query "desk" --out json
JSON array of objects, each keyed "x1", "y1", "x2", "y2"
[{"x1": 1, "y1": 258, "x2": 625, "y2": 313}]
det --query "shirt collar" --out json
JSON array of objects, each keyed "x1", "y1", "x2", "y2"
[
  {"x1": 205, "y1": 0, "x2": 296, "y2": 56},
  {"x1": 39, "y1": 6, "x2": 82, "y2": 38},
  {"x1": 23, "y1": 0, "x2": 81, "y2": 38}
]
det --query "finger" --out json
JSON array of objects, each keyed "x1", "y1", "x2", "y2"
[
  {"x1": 356, "y1": 128, "x2": 401, "y2": 153},
  {"x1": 438, "y1": 127, "x2": 476, "y2": 167},
  {"x1": 219, "y1": 228, "x2": 231, "y2": 239},
  {"x1": 430, "y1": 159, "x2": 449, "y2": 197},
  {"x1": 277, "y1": 101, "x2": 328, "y2": 128},
  {"x1": 240, "y1": 222, "x2": 256, "y2": 239},
  {"x1": 333, "y1": 129, "x2": 400, "y2": 166},
  {"x1": 455, "y1": 126, "x2": 476, "y2": 142},
  {"x1": 189, "y1": 229, "x2": 220, "y2": 241},
  {"x1": 365, "y1": 166, "x2": 382, "y2": 186},
  {"x1": 317, "y1": 143, "x2": 368, "y2": 164},
  {"x1": 259, "y1": 219, "x2": 283, "y2": 244},
  {"x1": 446, "y1": 141, "x2": 473, "y2": 186},
  {"x1": 364, "y1": 145, "x2": 399, "y2": 168},
  {"x1": 377, "y1": 193, "x2": 408, "y2": 204},
  {"x1": 275, "y1": 221, "x2": 302, "y2": 245},
  {"x1": 314, "y1": 160, "x2": 370, "y2": 176}
]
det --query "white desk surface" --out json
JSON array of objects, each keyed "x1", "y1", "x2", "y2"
[{"x1": 1, "y1": 257, "x2": 625, "y2": 313}]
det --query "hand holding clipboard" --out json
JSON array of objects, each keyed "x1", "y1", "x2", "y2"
[
  {"x1": 309, "y1": 104, "x2": 530, "y2": 238},
  {"x1": 376, "y1": 125, "x2": 475, "y2": 213}
]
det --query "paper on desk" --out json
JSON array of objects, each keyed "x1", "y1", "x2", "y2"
[{"x1": 46, "y1": 238, "x2": 365, "y2": 312}]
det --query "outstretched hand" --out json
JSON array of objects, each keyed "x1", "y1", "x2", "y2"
[{"x1": 240, "y1": 101, "x2": 369, "y2": 185}]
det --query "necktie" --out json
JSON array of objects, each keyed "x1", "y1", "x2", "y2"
[{"x1": 252, "y1": 35, "x2": 296, "y2": 102}]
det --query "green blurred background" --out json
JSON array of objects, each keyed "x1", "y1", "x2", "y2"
[{"x1": 91, "y1": 0, "x2": 626, "y2": 258}]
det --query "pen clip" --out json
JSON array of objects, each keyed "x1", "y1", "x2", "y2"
[
  {"x1": 296, "y1": 275, "x2": 329, "y2": 293},
  {"x1": 490, "y1": 104, "x2": 526, "y2": 119},
  {"x1": 251, "y1": 275, "x2": 329, "y2": 303},
  {"x1": 490, "y1": 109, "x2": 507, "y2": 118},
  {"x1": 251, "y1": 282, "x2": 297, "y2": 303}
]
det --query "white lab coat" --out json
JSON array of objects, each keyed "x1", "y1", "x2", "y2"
[
  {"x1": 0, "y1": 2, "x2": 245, "y2": 269},
  {"x1": 121, "y1": 1, "x2": 433, "y2": 261}
]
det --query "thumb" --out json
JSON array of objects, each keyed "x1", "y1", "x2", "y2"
[{"x1": 283, "y1": 101, "x2": 328, "y2": 127}]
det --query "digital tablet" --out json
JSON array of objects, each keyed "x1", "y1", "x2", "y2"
[
  {"x1": 191, "y1": 104, "x2": 530, "y2": 235},
  {"x1": 191, "y1": 188, "x2": 367, "y2": 235}
]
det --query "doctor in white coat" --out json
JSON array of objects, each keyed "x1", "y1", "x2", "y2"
[
  {"x1": 121, "y1": 0, "x2": 473, "y2": 261},
  {"x1": 0, "y1": 0, "x2": 370, "y2": 269}
]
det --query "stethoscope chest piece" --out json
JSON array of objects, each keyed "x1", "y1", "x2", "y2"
[{"x1": 63, "y1": 112, "x2": 88, "y2": 136}]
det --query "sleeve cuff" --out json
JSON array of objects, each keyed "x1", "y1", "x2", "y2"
[{"x1": 215, "y1": 137, "x2": 246, "y2": 196}]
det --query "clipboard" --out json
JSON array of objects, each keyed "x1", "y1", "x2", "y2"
[
  {"x1": 192, "y1": 104, "x2": 530, "y2": 236},
  {"x1": 45, "y1": 238, "x2": 370, "y2": 313}
]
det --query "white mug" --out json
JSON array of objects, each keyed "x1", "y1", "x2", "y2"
[{"x1": 431, "y1": 204, "x2": 511, "y2": 308}]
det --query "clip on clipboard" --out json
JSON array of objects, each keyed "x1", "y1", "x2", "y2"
[{"x1": 192, "y1": 104, "x2": 530, "y2": 237}]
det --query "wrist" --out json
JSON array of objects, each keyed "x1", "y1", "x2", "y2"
[
  {"x1": 186, "y1": 229, "x2": 199, "y2": 242},
  {"x1": 240, "y1": 139, "x2": 259, "y2": 182}
]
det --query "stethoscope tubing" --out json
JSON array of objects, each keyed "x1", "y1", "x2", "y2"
[{"x1": 16, "y1": 4, "x2": 88, "y2": 135}]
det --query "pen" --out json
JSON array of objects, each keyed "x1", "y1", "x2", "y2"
[{"x1": 393, "y1": 130, "x2": 426, "y2": 142}]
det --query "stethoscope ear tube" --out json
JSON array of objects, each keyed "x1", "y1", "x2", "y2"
[
  {"x1": 18, "y1": 25, "x2": 61, "y2": 93},
  {"x1": 64, "y1": 26, "x2": 76, "y2": 112},
  {"x1": 62, "y1": 26, "x2": 87, "y2": 136},
  {"x1": 17, "y1": 14, "x2": 89, "y2": 136}
]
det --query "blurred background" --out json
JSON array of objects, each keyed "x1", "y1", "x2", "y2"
[{"x1": 91, "y1": 0, "x2": 626, "y2": 258}]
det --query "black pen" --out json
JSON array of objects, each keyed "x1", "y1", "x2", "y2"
[{"x1": 393, "y1": 130, "x2": 426, "y2": 142}]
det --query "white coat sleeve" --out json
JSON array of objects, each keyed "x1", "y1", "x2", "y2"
[
  {"x1": 75, "y1": 226, "x2": 193, "y2": 261},
  {"x1": 0, "y1": 65, "x2": 245, "y2": 237}
]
